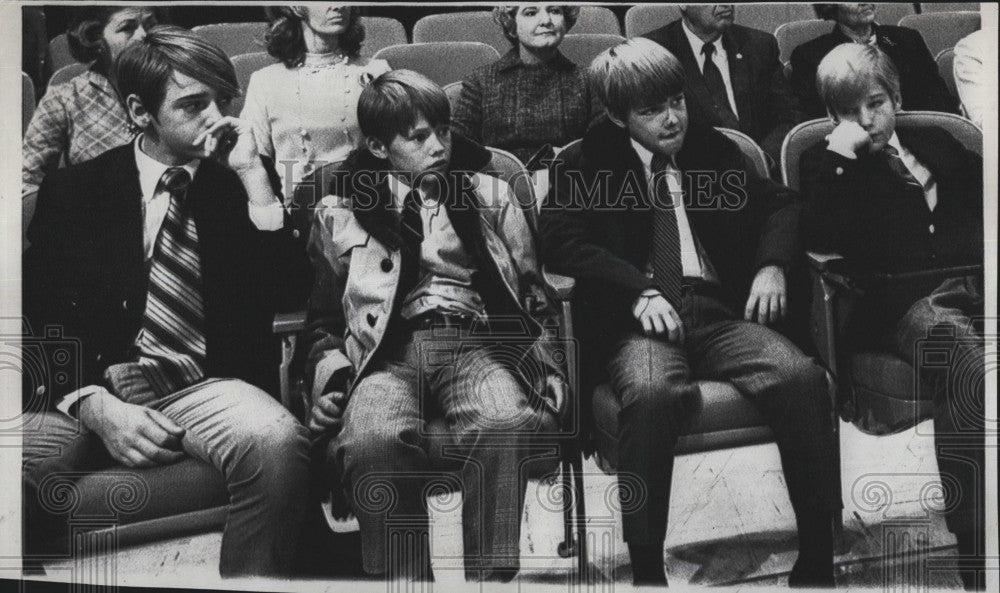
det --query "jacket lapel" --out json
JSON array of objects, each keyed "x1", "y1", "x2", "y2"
[{"x1": 721, "y1": 30, "x2": 750, "y2": 121}]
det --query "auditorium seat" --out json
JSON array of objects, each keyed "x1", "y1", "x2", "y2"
[{"x1": 373, "y1": 42, "x2": 500, "y2": 87}]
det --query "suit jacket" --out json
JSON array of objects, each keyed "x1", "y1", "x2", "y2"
[
  {"x1": 790, "y1": 23, "x2": 959, "y2": 118},
  {"x1": 800, "y1": 127, "x2": 983, "y2": 333},
  {"x1": 23, "y1": 142, "x2": 311, "y2": 404},
  {"x1": 305, "y1": 134, "x2": 558, "y2": 402},
  {"x1": 539, "y1": 118, "x2": 801, "y2": 371},
  {"x1": 645, "y1": 20, "x2": 804, "y2": 162}
]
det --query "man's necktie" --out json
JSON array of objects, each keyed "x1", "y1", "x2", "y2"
[
  {"x1": 105, "y1": 167, "x2": 206, "y2": 404},
  {"x1": 883, "y1": 145, "x2": 923, "y2": 192},
  {"x1": 702, "y1": 42, "x2": 739, "y2": 129},
  {"x1": 649, "y1": 154, "x2": 683, "y2": 310}
]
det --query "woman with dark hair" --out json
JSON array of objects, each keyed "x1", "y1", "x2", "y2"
[
  {"x1": 240, "y1": 4, "x2": 389, "y2": 200},
  {"x1": 22, "y1": 6, "x2": 164, "y2": 200},
  {"x1": 451, "y1": 5, "x2": 603, "y2": 166},
  {"x1": 790, "y1": 3, "x2": 957, "y2": 117}
]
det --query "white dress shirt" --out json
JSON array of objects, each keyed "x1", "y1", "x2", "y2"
[
  {"x1": 681, "y1": 19, "x2": 740, "y2": 119},
  {"x1": 630, "y1": 139, "x2": 706, "y2": 279},
  {"x1": 388, "y1": 174, "x2": 486, "y2": 319}
]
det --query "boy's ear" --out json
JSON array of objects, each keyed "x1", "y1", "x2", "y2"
[
  {"x1": 891, "y1": 92, "x2": 903, "y2": 112},
  {"x1": 364, "y1": 136, "x2": 389, "y2": 161},
  {"x1": 125, "y1": 94, "x2": 153, "y2": 129}
]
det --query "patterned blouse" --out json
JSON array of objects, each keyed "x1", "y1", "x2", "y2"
[
  {"x1": 22, "y1": 68, "x2": 136, "y2": 198},
  {"x1": 452, "y1": 49, "x2": 604, "y2": 165}
]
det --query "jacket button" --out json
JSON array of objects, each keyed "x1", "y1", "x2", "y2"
[
  {"x1": 292, "y1": 229, "x2": 301, "y2": 239},
  {"x1": 835, "y1": 167, "x2": 844, "y2": 175},
  {"x1": 928, "y1": 224, "x2": 935, "y2": 234},
  {"x1": 381, "y1": 258, "x2": 393, "y2": 272},
  {"x1": 367, "y1": 313, "x2": 378, "y2": 327},
  {"x1": 35, "y1": 385, "x2": 46, "y2": 396},
  {"x1": 95, "y1": 353, "x2": 103, "y2": 363},
  {"x1": 122, "y1": 299, "x2": 128, "y2": 310}
]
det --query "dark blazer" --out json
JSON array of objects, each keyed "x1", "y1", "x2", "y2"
[
  {"x1": 800, "y1": 127, "x2": 983, "y2": 333},
  {"x1": 644, "y1": 20, "x2": 804, "y2": 162},
  {"x1": 24, "y1": 142, "x2": 311, "y2": 404},
  {"x1": 790, "y1": 23, "x2": 959, "y2": 118},
  {"x1": 540, "y1": 118, "x2": 800, "y2": 370}
]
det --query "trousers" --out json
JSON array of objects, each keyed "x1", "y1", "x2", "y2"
[
  {"x1": 330, "y1": 326, "x2": 549, "y2": 580},
  {"x1": 606, "y1": 289, "x2": 841, "y2": 545},
  {"x1": 22, "y1": 379, "x2": 310, "y2": 576}
]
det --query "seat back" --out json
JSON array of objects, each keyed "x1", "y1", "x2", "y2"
[
  {"x1": 443, "y1": 81, "x2": 463, "y2": 111},
  {"x1": 412, "y1": 11, "x2": 509, "y2": 54},
  {"x1": 191, "y1": 22, "x2": 268, "y2": 57},
  {"x1": 47, "y1": 33, "x2": 75, "y2": 74},
  {"x1": 775, "y1": 19, "x2": 831, "y2": 65},
  {"x1": 781, "y1": 112, "x2": 983, "y2": 191},
  {"x1": 23, "y1": 72, "x2": 35, "y2": 135},
  {"x1": 624, "y1": 4, "x2": 681, "y2": 38},
  {"x1": 373, "y1": 42, "x2": 500, "y2": 87},
  {"x1": 733, "y1": 3, "x2": 816, "y2": 34},
  {"x1": 485, "y1": 147, "x2": 537, "y2": 233},
  {"x1": 559, "y1": 34, "x2": 626, "y2": 67},
  {"x1": 873, "y1": 3, "x2": 917, "y2": 26},
  {"x1": 936, "y1": 47, "x2": 958, "y2": 99},
  {"x1": 921, "y1": 2, "x2": 980, "y2": 12},
  {"x1": 898, "y1": 11, "x2": 981, "y2": 57},
  {"x1": 48, "y1": 62, "x2": 89, "y2": 87},
  {"x1": 230, "y1": 51, "x2": 278, "y2": 116},
  {"x1": 717, "y1": 127, "x2": 770, "y2": 179},
  {"x1": 575, "y1": 6, "x2": 622, "y2": 35},
  {"x1": 361, "y1": 16, "x2": 407, "y2": 57}
]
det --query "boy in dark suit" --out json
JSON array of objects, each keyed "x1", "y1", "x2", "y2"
[
  {"x1": 22, "y1": 26, "x2": 311, "y2": 576},
  {"x1": 540, "y1": 38, "x2": 839, "y2": 587},
  {"x1": 643, "y1": 4, "x2": 804, "y2": 164},
  {"x1": 800, "y1": 42, "x2": 985, "y2": 591}
]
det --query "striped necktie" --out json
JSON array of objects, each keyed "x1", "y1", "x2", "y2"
[
  {"x1": 105, "y1": 167, "x2": 206, "y2": 404},
  {"x1": 649, "y1": 154, "x2": 683, "y2": 310},
  {"x1": 883, "y1": 145, "x2": 923, "y2": 192},
  {"x1": 702, "y1": 42, "x2": 739, "y2": 129}
]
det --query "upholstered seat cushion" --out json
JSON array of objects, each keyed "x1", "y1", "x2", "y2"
[
  {"x1": 592, "y1": 381, "x2": 773, "y2": 473},
  {"x1": 847, "y1": 352, "x2": 934, "y2": 436}
]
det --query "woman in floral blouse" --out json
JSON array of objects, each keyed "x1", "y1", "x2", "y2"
[
  {"x1": 240, "y1": 4, "x2": 390, "y2": 201},
  {"x1": 451, "y1": 5, "x2": 603, "y2": 166}
]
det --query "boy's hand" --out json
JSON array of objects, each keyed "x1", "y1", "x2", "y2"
[
  {"x1": 744, "y1": 265, "x2": 786, "y2": 325},
  {"x1": 79, "y1": 390, "x2": 186, "y2": 468},
  {"x1": 307, "y1": 391, "x2": 347, "y2": 437},
  {"x1": 825, "y1": 120, "x2": 871, "y2": 158},
  {"x1": 195, "y1": 116, "x2": 260, "y2": 172},
  {"x1": 632, "y1": 289, "x2": 684, "y2": 344}
]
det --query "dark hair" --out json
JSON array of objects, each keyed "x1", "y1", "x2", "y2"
[
  {"x1": 66, "y1": 6, "x2": 168, "y2": 65},
  {"x1": 357, "y1": 70, "x2": 450, "y2": 146},
  {"x1": 264, "y1": 6, "x2": 364, "y2": 68},
  {"x1": 589, "y1": 38, "x2": 686, "y2": 122},
  {"x1": 113, "y1": 25, "x2": 240, "y2": 119}
]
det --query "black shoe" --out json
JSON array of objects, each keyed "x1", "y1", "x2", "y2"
[
  {"x1": 789, "y1": 555, "x2": 835, "y2": 588},
  {"x1": 629, "y1": 542, "x2": 668, "y2": 586}
]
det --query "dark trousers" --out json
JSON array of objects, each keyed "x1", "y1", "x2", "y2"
[
  {"x1": 606, "y1": 289, "x2": 841, "y2": 545},
  {"x1": 891, "y1": 276, "x2": 986, "y2": 589}
]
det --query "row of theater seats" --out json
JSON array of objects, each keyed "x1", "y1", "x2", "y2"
[{"x1": 24, "y1": 8, "x2": 981, "y2": 134}]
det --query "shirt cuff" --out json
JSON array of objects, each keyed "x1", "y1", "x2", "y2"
[
  {"x1": 248, "y1": 200, "x2": 286, "y2": 231},
  {"x1": 56, "y1": 385, "x2": 106, "y2": 419},
  {"x1": 825, "y1": 144, "x2": 858, "y2": 160}
]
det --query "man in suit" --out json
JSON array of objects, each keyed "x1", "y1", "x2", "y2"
[
  {"x1": 643, "y1": 4, "x2": 804, "y2": 164},
  {"x1": 305, "y1": 70, "x2": 562, "y2": 582},
  {"x1": 800, "y1": 43, "x2": 984, "y2": 590},
  {"x1": 790, "y1": 3, "x2": 958, "y2": 118},
  {"x1": 540, "y1": 38, "x2": 839, "y2": 587},
  {"x1": 22, "y1": 27, "x2": 311, "y2": 577}
]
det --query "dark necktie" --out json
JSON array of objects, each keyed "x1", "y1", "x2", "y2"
[
  {"x1": 701, "y1": 42, "x2": 739, "y2": 129},
  {"x1": 397, "y1": 189, "x2": 426, "y2": 299},
  {"x1": 882, "y1": 145, "x2": 923, "y2": 192},
  {"x1": 649, "y1": 154, "x2": 683, "y2": 310},
  {"x1": 104, "y1": 167, "x2": 206, "y2": 405}
]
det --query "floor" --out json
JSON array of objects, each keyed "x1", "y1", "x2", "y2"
[{"x1": 32, "y1": 419, "x2": 968, "y2": 590}]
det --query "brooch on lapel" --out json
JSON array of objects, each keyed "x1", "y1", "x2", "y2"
[
  {"x1": 735, "y1": 53, "x2": 743, "y2": 60},
  {"x1": 359, "y1": 72, "x2": 375, "y2": 87}
]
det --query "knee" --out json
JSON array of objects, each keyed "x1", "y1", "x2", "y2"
[
  {"x1": 618, "y1": 368, "x2": 693, "y2": 416},
  {"x1": 336, "y1": 418, "x2": 423, "y2": 475},
  {"x1": 229, "y1": 412, "x2": 310, "y2": 484}
]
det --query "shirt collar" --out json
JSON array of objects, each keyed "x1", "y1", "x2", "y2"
[
  {"x1": 134, "y1": 135, "x2": 200, "y2": 203},
  {"x1": 629, "y1": 138, "x2": 677, "y2": 176},
  {"x1": 886, "y1": 132, "x2": 932, "y2": 187},
  {"x1": 681, "y1": 18, "x2": 724, "y2": 59}
]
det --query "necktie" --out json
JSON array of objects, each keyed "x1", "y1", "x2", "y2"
[
  {"x1": 649, "y1": 154, "x2": 683, "y2": 310},
  {"x1": 701, "y1": 42, "x2": 739, "y2": 129},
  {"x1": 105, "y1": 167, "x2": 206, "y2": 404},
  {"x1": 397, "y1": 189, "x2": 426, "y2": 300},
  {"x1": 882, "y1": 145, "x2": 923, "y2": 192}
]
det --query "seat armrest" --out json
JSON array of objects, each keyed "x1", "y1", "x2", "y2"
[
  {"x1": 543, "y1": 269, "x2": 575, "y2": 301},
  {"x1": 273, "y1": 311, "x2": 307, "y2": 335}
]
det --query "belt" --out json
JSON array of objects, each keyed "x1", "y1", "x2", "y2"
[{"x1": 402, "y1": 310, "x2": 486, "y2": 333}]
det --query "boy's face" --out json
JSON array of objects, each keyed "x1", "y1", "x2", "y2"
[
  {"x1": 370, "y1": 114, "x2": 452, "y2": 182},
  {"x1": 612, "y1": 92, "x2": 688, "y2": 160},
  {"x1": 829, "y1": 81, "x2": 899, "y2": 153},
  {"x1": 130, "y1": 71, "x2": 235, "y2": 164}
]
